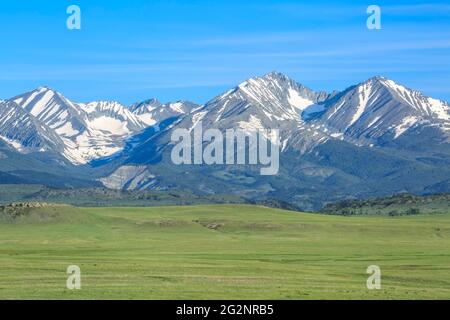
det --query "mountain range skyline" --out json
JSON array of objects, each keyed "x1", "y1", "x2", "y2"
[
  {"x1": 1, "y1": 71, "x2": 450, "y2": 210},
  {"x1": 3, "y1": 72, "x2": 449, "y2": 108},
  {"x1": 2, "y1": 71, "x2": 449, "y2": 162}
]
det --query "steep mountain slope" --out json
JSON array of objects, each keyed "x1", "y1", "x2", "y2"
[
  {"x1": 305, "y1": 76, "x2": 450, "y2": 146},
  {"x1": 0, "y1": 100, "x2": 63, "y2": 153},
  {"x1": 11, "y1": 87, "x2": 87, "y2": 140}
]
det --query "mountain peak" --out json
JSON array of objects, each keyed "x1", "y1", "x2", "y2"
[
  {"x1": 367, "y1": 75, "x2": 387, "y2": 82},
  {"x1": 235, "y1": 71, "x2": 294, "y2": 89},
  {"x1": 235, "y1": 72, "x2": 298, "y2": 92},
  {"x1": 359, "y1": 76, "x2": 434, "y2": 103},
  {"x1": 130, "y1": 98, "x2": 161, "y2": 108},
  {"x1": 36, "y1": 85, "x2": 52, "y2": 90},
  {"x1": 361, "y1": 76, "x2": 415, "y2": 94},
  {"x1": 33, "y1": 85, "x2": 60, "y2": 95},
  {"x1": 137, "y1": 98, "x2": 161, "y2": 105},
  {"x1": 201, "y1": 72, "x2": 333, "y2": 127},
  {"x1": 263, "y1": 71, "x2": 289, "y2": 80}
]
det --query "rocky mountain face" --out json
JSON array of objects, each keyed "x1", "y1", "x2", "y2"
[{"x1": 1, "y1": 72, "x2": 450, "y2": 209}]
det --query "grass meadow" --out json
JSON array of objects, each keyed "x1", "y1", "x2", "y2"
[{"x1": 0, "y1": 205, "x2": 449, "y2": 299}]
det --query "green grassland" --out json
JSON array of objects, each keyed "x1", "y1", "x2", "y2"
[{"x1": 0, "y1": 205, "x2": 449, "y2": 299}]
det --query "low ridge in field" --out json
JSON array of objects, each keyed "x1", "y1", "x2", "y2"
[
  {"x1": 0, "y1": 202, "x2": 89, "y2": 224},
  {"x1": 322, "y1": 193, "x2": 450, "y2": 216}
]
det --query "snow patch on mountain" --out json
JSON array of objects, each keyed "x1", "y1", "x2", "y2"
[
  {"x1": 54, "y1": 121, "x2": 80, "y2": 137},
  {"x1": 394, "y1": 116, "x2": 419, "y2": 138},
  {"x1": 427, "y1": 97, "x2": 450, "y2": 121},
  {"x1": 83, "y1": 101, "x2": 145, "y2": 133},
  {"x1": 288, "y1": 88, "x2": 314, "y2": 110},
  {"x1": 88, "y1": 116, "x2": 131, "y2": 135},
  {"x1": 190, "y1": 111, "x2": 208, "y2": 131},
  {"x1": 349, "y1": 84, "x2": 372, "y2": 127}
]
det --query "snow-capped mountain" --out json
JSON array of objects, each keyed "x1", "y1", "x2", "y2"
[
  {"x1": 4, "y1": 87, "x2": 184, "y2": 164},
  {"x1": 201, "y1": 71, "x2": 330, "y2": 125},
  {"x1": 9, "y1": 87, "x2": 144, "y2": 164},
  {"x1": 305, "y1": 76, "x2": 450, "y2": 146},
  {"x1": 0, "y1": 99, "x2": 63, "y2": 153},
  {"x1": 129, "y1": 99, "x2": 198, "y2": 126},
  {"x1": 153, "y1": 72, "x2": 335, "y2": 156},
  {"x1": 93, "y1": 72, "x2": 450, "y2": 209},
  {"x1": 2, "y1": 86, "x2": 201, "y2": 165},
  {"x1": 89, "y1": 72, "x2": 337, "y2": 190},
  {"x1": 12, "y1": 86, "x2": 87, "y2": 139},
  {"x1": 1, "y1": 72, "x2": 450, "y2": 209}
]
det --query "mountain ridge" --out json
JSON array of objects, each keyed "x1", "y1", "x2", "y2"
[{"x1": 1, "y1": 72, "x2": 450, "y2": 209}]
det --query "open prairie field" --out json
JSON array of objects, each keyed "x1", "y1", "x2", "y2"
[{"x1": 0, "y1": 205, "x2": 449, "y2": 299}]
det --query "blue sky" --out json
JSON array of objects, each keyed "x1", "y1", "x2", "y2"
[{"x1": 0, "y1": 0, "x2": 449, "y2": 104}]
